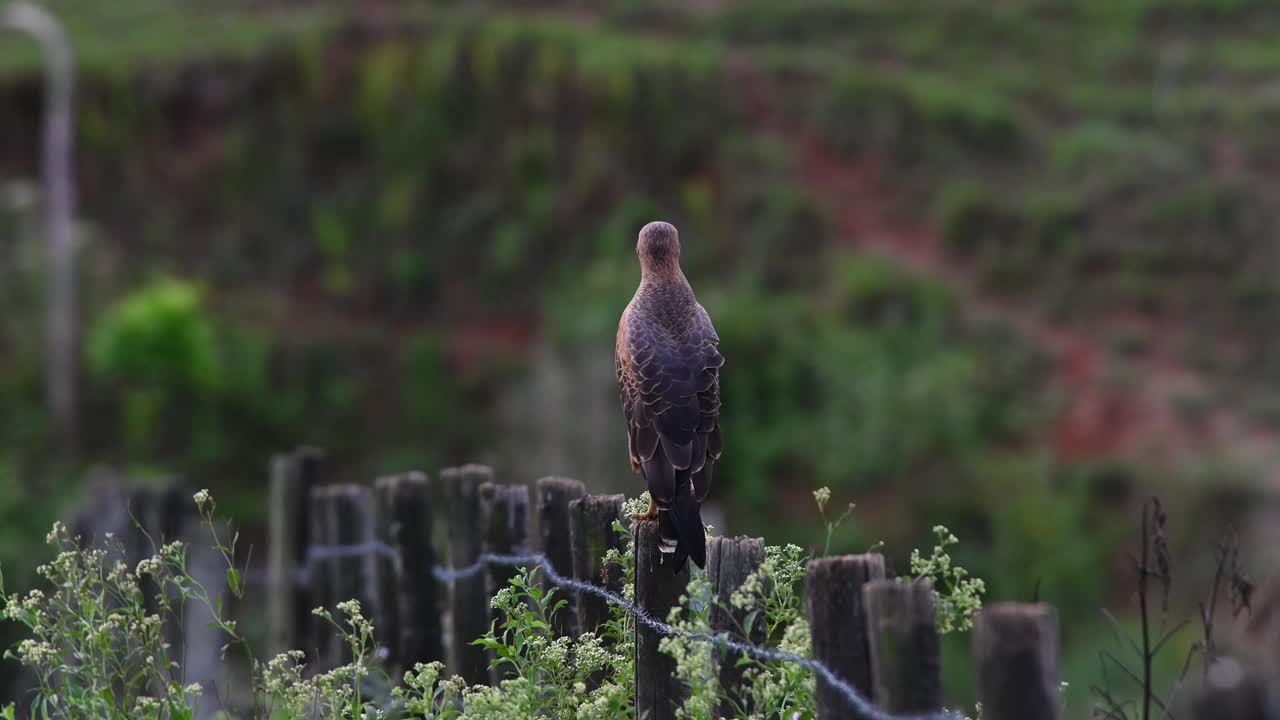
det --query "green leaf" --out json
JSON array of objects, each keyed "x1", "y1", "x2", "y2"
[{"x1": 226, "y1": 568, "x2": 241, "y2": 596}]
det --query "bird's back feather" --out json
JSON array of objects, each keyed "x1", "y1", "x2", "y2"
[{"x1": 618, "y1": 290, "x2": 722, "y2": 570}]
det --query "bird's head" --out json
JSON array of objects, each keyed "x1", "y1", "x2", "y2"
[{"x1": 637, "y1": 221, "x2": 681, "y2": 272}]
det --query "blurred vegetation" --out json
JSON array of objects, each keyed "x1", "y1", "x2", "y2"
[{"x1": 3, "y1": 0, "x2": 1278, "y2": 710}]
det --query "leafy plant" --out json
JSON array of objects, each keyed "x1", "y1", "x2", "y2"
[
  {"x1": 661, "y1": 542, "x2": 815, "y2": 720},
  {"x1": 1, "y1": 506, "x2": 227, "y2": 719},
  {"x1": 910, "y1": 525, "x2": 986, "y2": 634},
  {"x1": 0, "y1": 490, "x2": 390, "y2": 720},
  {"x1": 812, "y1": 485, "x2": 856, "y2": 557},
  {"x1": 265, "y1": 602, "x2": 389, "y2": 720},
  {"x1": 1091, "y1": 498, "x2": 1255, "y2": 720},
  {"x1": 88, "y1": 278, "x2": 223, "y2": 398},
  {"x1": 0, "y1": 489, "x2": 992, "y2": 719},
  {"x1": 469, "y1": 568, "x2": 632, "y2": 718}
]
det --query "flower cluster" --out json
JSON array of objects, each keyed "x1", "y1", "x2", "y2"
[
  {"x1": 910, "y1": 524, "x2": 986, "y2": 633},
  {"x1": 1, "y1": 492, "x2": 250, "y2": 720}
]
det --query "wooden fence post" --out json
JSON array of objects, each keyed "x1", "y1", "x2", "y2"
[
  {"x1": 708, "y1": 535, "x2": 766, "y2": 718},
  {"x1": 634, "y1": 518, "x2": 689, "y2": 720},
  {"x1": 326, "y1": 484, "x2": 378, "y2": 666},
  {"x1": 124, "y1": 484, "x2": 153, "y2": 567},
  {"x1": 479, "y1": 481, "x2": 530, "y2": 684},
  {"x1": 307, "y1": 484, "x2": 337, "y2": 667},
  {"x1": 441, "y1": 464, "x2": 492, "y2": 684},
  {"x1": 375, "y1": 471, "x2": 444, "y2": 671},
  {"x1": 147, "y1": 483, "x2": 190, "y2": 653},
  {"x1": 973, "y1": 602, "x2": 1060, "y2": 720},
  {"x1": 180, "y1": 511, "x2": 225, "y2": 720},
  {"x1": 537, "y1": 476, "x2": 586, "y2": 637},
  {"x1": 267, "y1": 447, "x2": 322, "y2": 659},
  {"x1": 479, "y1": 481, "x2": 531, "y2": 594},
  {"x1": 569, "y1": 494, "x2": 625, "y2": 638},
  {"x1": 863, "y1": 578, "x2": 942, "y2": 714},
  {"x1": 804, "y1": 553, "x2": 885, "y2": 720},
  {"x1": 374, "y1": 475, "x2": 402, "y2": 668},
  {"x1": 126, "y1": 481, "x2": 190, "y2": 659}
]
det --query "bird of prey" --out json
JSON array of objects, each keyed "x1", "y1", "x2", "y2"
[{"x1": 616, "y1": 221, "x2": 723, "y2": 570}]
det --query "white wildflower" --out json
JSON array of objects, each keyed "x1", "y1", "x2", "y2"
[
  {"x1": 45, "y1": 521, "x2": 65, "y2": 545},
  {"x1": 136, "y1": 555, "x2": 162, "y2": 577}
]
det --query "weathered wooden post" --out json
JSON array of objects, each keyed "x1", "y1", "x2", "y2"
[
  {"x1": 441, "y1": 464, "x2": 491, "y2": 684},
  {"x1": 804, "y1": 553, "x2": 885, "y2": 720},
  {"x1": 375, "y1": 471, "x2": 444, "y2": 671},
  {"x1": 125, "y1": 481, "x2": 191, "y2": 661},
  {"x1": 124, "y1": 478, "x2": 220, "y2": 720},
  {"x1": 181, "y1": 511, "x2": 226, "y2": 720},
  {"x1": 69, "y1": 466, "x2": 131, "y2": 548},
  {"x1": 267, "y1": 448, "x2": 322, "y2": 659},
  {"x1": 143, "y1": 483, "x2": 189, "y2": 650},
  {"x1": 569, "y1": 494, "x2": 625, "y2": 638},
  {"x1": 325, "y1": 485, "x2": 378, "y2": 666},
  {"x1": 708, "y1": 535, "x2": 766, "y2": 718},
  {"x1": 479, "y1": 481, "x2": 530, "y2": 595},
  {"x1": 124, "y1": 485, "x2": 153, "y2": 563},
  {"x1": 973, "y1": 602, "x2": 1061, "y2": 720},
  {"x1": 374, "y1": 476, "x2": 402, "y2": 668},
  {"x1": 307, "y1": 484, "x2": 337, "y2": 667},
  {"x1": 478, "y1": 481, "x2": 530, "y2": 683},
  {"x1": 135, "y1": 482, "x2": 187, "y2": 546},
  {"x1": 863, "y1": 578, "x2": 943, "y2": 714},
  {"x1": 537, "y1": 476, "x2": 586, "y2": 636},
  {"x1": 634, "y1": 518, "x2": 689, "y2": 720},
  {"x1": 373, "y1": 474, "x2": 401, "y2": 666}
]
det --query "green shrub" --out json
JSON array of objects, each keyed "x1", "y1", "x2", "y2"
[
  {"x1": 910, "y1": 526, "x2": 987, "y2": 634},
  {"x1": 88, "y1": 278, "x2": 222, "y2": 398},
  {"x1": 934, "y1": 179, "x2": 1016, "y2": 258}
]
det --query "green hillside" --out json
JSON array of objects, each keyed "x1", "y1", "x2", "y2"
[{"x1": 4, "y1": 0, "x2": 1278, "y2": 710}]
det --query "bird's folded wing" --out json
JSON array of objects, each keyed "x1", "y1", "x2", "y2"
[{"x1": 617, "y1": 308, "x2": 722, "y2": 506}]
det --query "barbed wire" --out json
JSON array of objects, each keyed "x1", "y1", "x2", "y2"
[{"x1": 300, "y1": 542, "x2": 956, "y2": 720}]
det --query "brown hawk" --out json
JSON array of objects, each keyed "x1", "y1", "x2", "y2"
[{"x1": 616, "y1": 221, "x2": 723, "y2": 570}]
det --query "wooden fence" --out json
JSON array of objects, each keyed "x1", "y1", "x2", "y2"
[
  {"x1": 96, "y1": 449, "x2": 1274, "y2": 719},
  {"x1": 262, "y1": 448, "x2": 1070, "y2": 720}
]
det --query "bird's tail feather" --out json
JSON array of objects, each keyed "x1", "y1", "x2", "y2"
[{"x1": 659, "y1": 485, "x2": 706, "y2": 572}]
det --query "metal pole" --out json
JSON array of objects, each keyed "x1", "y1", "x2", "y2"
[{"x1": 3, "y1": 2, "x2": 78, "y2": 458}]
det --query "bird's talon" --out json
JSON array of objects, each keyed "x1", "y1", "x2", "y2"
[{"x1": 628, "y1": 498, "x2": 658, "y2": 522}]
